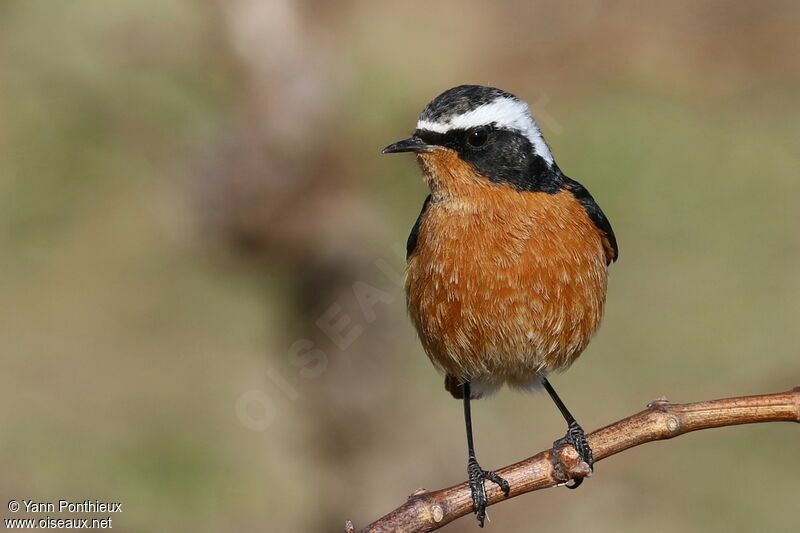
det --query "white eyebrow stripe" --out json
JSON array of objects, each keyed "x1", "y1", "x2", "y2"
[{"x1": 416, "y1": 97, "x2": 554, "y2": 166}]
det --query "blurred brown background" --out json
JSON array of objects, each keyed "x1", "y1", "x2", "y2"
[{"x1": 1, "y1": 1, "x2": 798, "y2": 531}]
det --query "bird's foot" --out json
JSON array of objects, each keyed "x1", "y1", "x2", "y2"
[
  {"x1": 467, "y1": 455, "x2": 510, "y2": 527},
  {"x1": 553, "y1": 420, "x2": 594, "y2": 489}
]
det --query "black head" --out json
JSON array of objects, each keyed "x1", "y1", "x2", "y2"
[{"x1": 383, "y1": 85, "x2": 560, "y2": 192}]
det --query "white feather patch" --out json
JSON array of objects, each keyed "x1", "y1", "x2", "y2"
[{"x1": 417, "y1": 96, "x2": 554, "y2": 166}]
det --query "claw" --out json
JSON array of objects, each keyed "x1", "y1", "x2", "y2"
[
  {"x1": 565, "y1": 477, "x2": 584, "y2": 490},
  {"x1": 554, "y1": 421, "x2": 594, "y2": 489},
  {"x1": 468, "y1": 456, "x2": 510, "y2": 527}
]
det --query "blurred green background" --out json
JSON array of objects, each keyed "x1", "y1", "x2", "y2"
[{"x1": 1, "y1": 1, "x2": 798, "y2": 531}]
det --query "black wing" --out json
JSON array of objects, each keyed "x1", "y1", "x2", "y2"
[
  {"x1": 407, "y1": 194, "x2": 432, "y2": 261},
  {"x1": 561, "y1": 176, "x2": 619, "y2": 265}
]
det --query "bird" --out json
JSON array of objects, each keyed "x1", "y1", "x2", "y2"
[{"x1": 382, "y1": 85, "x2": 618, "y2": 527}]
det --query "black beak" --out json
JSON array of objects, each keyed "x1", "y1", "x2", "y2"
[{"x1": 382, "y1": 135, "x2": 433, "y2": 154}]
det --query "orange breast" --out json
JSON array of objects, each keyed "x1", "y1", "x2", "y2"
[{"x1": 405, "y1": 152, "x2": 609, "y2": 392}]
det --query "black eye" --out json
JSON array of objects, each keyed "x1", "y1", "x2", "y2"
[{"x1": 466, "y1": 127, "x2": 489, "y2": 148}]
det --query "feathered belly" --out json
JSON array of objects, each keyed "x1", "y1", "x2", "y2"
[{"x1": 405, "y1": 191, "x2": 608, "y2": 391}]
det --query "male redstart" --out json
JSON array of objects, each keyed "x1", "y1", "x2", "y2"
[{"x1": 383, "y1": 85, "x2": 618, "y2": 526}]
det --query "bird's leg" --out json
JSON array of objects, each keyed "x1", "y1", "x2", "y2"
[
  {"x1": 542, "y1": 377, "x2": 593, "y2": 489},
  {"x1": 462, "y1": 382, "x2": 510, "y2": 527}
]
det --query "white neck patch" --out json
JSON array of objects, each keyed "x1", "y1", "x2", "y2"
[{"x1": 416, "y1": 96, "x2": 554, "y2": 166}]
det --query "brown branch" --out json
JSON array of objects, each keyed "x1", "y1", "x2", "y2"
[{"x1": 353, "y1": 387, "x2": 800, "y2": 532}]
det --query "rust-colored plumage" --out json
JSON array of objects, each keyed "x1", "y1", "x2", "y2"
[
  {"x1": 387, "y1": 85, "x2": 615, "y2": 522},
  {"x1": 405, "y1": 148, "x2": 609, "y2": 396}
]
